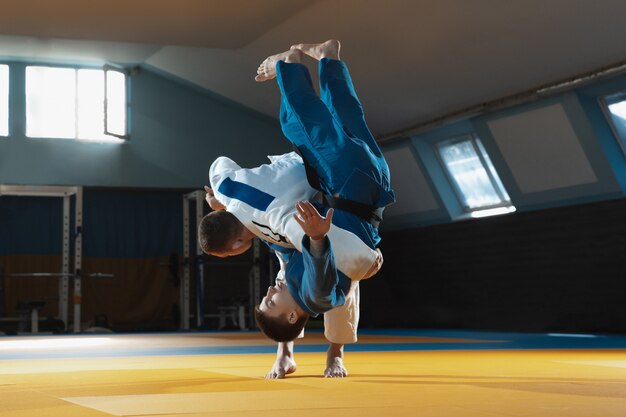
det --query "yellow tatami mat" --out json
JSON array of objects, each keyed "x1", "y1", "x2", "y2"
[{"x1": 1, "y1": 331, "x2": 625, "y2": 416}]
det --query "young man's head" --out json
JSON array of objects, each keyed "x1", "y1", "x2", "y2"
[
  {"x1": 198, "y1": 211, "x2": 253, "y2": 257},
  {"x1": 254, "y1": 280, "x2": 309, "y2": 342}
]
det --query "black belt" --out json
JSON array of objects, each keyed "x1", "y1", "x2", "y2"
[
  {"x1": 295, "y1": 146, "x2": 383, "y2": 227},
  {"x1": 321, "y1": 194, "x2": 383, "y2": 228}
]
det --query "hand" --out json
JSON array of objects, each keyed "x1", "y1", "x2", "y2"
[
  {"x1": 204, "y1": 186, "x2": 226, "y2": 211},
  {"x1": 293, "y1": 200, "x2": 334, "y2": 241}
]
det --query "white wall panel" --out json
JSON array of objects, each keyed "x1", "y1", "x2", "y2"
[
  {"x1": 488, "y1": 104, "x2": 597, "y2": 193},
  {"x1": 383, "y1": 147, "x2": 439, "y2": 215}
]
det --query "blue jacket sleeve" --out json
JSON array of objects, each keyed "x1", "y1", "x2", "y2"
[{"x1": 299, "y1": 236, "x2": 346, "y2": 314}]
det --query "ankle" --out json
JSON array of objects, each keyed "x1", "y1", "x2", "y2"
[
  {"x1": 327, "y1": 343, "x2": 344, "y2": 357},
  {"x1": 277, "y1": 341, "x2": 294, "y2": 357},
  {"x1": 284, "y1": 49, "x2": 303, "y2": 64}
]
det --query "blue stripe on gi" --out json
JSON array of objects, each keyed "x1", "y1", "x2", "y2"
[{"x1": 218, "y1": 177, "x2": 275, "y2": 211}]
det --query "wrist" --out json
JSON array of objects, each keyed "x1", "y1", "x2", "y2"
[{"x1": 308, "y1": 235, "x2": 328, "y2": 258}]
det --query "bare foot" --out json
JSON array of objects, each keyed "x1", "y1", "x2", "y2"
[
  {"x1": 324, "y1": 343, "x2": 348, "y2": 378},
  {"x1": 255, "y1": 49, "x2": 303, "y2": 82},
  {"x1": 265, "y1": 355, "x2": 296, "y2": 379},
  {"x1": 290, "y1": 39, "x2": 340, "y2": 61},
  {"x1": 265, "y1": 342, "x2": 297, "y2": 379}
]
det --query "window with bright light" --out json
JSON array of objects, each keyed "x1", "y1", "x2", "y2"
[
  {"x1": 600, "y1": 92, "x2": 626, "y2": 155},
  {"x1": 437, "y1": 135, "x2": 515, "y2": 218},
  {"x1": 105, "y1": 67, "x2": 127, "y2": 137},
  {"x1": 0, "y1": 65, "x2": 8, "y2": 137},
  {"x1": 26, "y1": 66, "x2": 127, "y2": 141}
]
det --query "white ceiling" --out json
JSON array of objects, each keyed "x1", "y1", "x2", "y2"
[{"x1": 2, "y1": 0, "x2": 626, "y2": 139}]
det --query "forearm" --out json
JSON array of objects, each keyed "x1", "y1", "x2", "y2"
[{"x1": 300, "y1": 236, "x2": 345, "y2": 314}]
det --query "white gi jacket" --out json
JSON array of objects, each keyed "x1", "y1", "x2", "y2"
[{"x1": 209, "y1": 152, "x2": 378, "y2": 280}]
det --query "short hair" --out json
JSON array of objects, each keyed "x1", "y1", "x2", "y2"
[
  {"x1": 198, "y1": 211, "x2": 243, "y2": 254},
  {"x1": 254, "y1": 305, "x2": 309, "y2": 342}
]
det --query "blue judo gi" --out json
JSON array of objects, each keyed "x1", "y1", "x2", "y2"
[{"x1": 274, "y1": 58, "x2": 395, "y2": 316}]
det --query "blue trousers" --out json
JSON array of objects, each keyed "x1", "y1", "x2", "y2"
[
  {"x1": 272, "y1": 59, "x2": 397, "y2": 314},
  {"x1": 276, "y1": 58, "x2": 394, "y2": 209}
]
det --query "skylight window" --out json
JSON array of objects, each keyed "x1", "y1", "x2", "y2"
[
  {"x1": 0, "y1": 65, "x2": 8, "y2": 137},
  {"x1": 437, "y1": 135, "x2": 515, "y2": 217},
  {"x1": 26, "y1": 66, "x2": 127, "y2": 142},
  {"x1": 600, "y1": 92, "x2": 626, "y2": 154}
]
